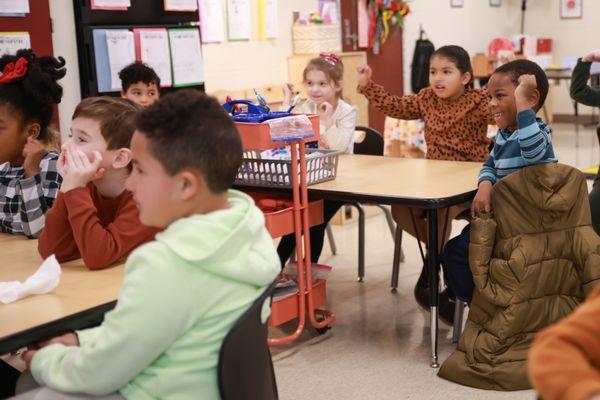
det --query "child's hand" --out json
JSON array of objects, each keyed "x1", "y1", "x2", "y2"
[
  {"x1": 317, "y1": 101, "x2": 335, "y2": 129},
  {"x1": 21, "y1": 349, "x2": 37, "y2": 368},
  {"x1": 582, "y1": 50, "x2": 600, "y2": 63},
  {"x1": 472, "y1": 181, "x2": 493, "y2": 217},
  {"x1": 514, "y1": 74, "x2": 539, "y2": 113},
  {"x1": 356, "y1": 65, "x2": 373, "y2": 89},
  {"x1": 22, "y1": 137, "x2": 47, "y2": 178},
  {"x1": 60, "y1": 148, "x2": 105, "y2": 193},
  {"x1": 283, "y1": 83, "x2": 295, "y2": 105},
  {"x1": 38, "y1": 332, "x2": 80, "y2": 348}
]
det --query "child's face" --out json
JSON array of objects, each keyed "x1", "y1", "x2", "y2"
[
  {"x1": 487, "y1": 72, "x2": 518, "y2": 131},
  {"x1": 66, "y1": 117, "x2": 116, "y2": 170},
  {"x1": 0, "y1": 104, "x2": 30, "y2": 164},
  {"x1": 428, "y1": 56, "x2": 470, "y2": 101},
  {"x1": 304, "y1": 70, "x2": 340, "y2": 105},
  {"x1": 126, "y1": 131, "x2": 180, "y2": 228},
  {"x1": 121, "y1": 82, "x2": 159, "y2": 108}
]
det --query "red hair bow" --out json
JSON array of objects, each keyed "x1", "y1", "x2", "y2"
[
  {"x1": 0, "y1": 57, "x2": 28, "y2": 84},
  {"x1": 319, "y1": 52, "x2": 341, "y2": 65}
]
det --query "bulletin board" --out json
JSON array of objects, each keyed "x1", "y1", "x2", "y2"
[
  {"x1": 0, "y1": 1, "x2": 53, "y2": 57},
  {"x1": 73, "y1": 0, "x2": 205, "y2": 98}
]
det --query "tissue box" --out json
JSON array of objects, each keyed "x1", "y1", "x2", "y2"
[{"x1": 292, "y1": 24, "x2": 341, "y2": 54}]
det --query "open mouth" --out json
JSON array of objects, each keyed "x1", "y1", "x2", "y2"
[{"x1": 434, "y1": 85, "x2": 445, "y2": 91}]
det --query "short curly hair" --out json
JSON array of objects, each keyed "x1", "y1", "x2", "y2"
[
  {"x1": 118, "y1": 62, "x2": 160, "y2": 92},
  {"x1": 0, "y1": 48, "x2": 66, "y2": 141},
  {"x1": 135, "y1": 90, "x2": 242, "y2": 193},
  {"x1": 493, "y1": 59, "x2": 549, "y2": 111}
]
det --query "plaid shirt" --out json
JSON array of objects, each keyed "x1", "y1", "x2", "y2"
[{"x1": 0, "y1": 152, "x2": 62, "y2": 238}]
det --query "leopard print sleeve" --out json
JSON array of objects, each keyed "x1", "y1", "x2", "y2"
[
  {"x1": 476, "y1": 87, "x2": 495, "y2": 125},
  {"x1": 358, "y1": 80, "x2": 423, "y2": 120}
]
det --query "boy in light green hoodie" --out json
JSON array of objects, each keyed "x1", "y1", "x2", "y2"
[{"x1": 20, "y1": 90, "x2": 280, "y2": 399}]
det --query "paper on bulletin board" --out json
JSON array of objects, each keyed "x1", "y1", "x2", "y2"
[
  {"x1": 0, "y1": 0, "x2": 29, "y2": 14},
  {"x1": 227, "y1": 0, "x2": 251, "y2": 41},
  {"x1": 0, "y1": 32, "x2": 30, "y2": 56},
  {"x1": 92, "y1": 29, "x2": 112, "y2": 92},
  {"x1": 90, "y1": 0, "x2": 130, "y2": 10},
  {"x1": 106, "y1": 30, "x2": 136, "y2": 91},
  {"x1": 199, "y1": 0, "x2": 225, "y2": 43},
  {"x1": 357, "y1": 0, "x2": 368, "y2": 48},
  {"x1": 133, "y1": 28, "x2": 172, "y2": 88},
  {"x1": 168, "y1": 28, "x2": 204, "y2": 87},
  {"x1": 164, "y1": 0, "x2": 198, "y2": 11},
  {"x1": 258, "y1": 0, "x2": 278, "y2": 39}
]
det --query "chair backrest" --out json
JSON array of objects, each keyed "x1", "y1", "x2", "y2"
[
  {"x1": 218, "y1": 282, "x2": 278, "y2": 400},
  {"x1": 353, "y1": 126, "x2": 384, "y2": 156}
]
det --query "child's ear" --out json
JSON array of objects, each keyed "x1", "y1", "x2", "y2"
[
  {"x1": 120, "y1": 90, "x2": 127, "y2": 99},
  {"x1": 112, "y1": 148, "x2": 132, "y2": 169},
  {"x1": 178, "y1": 169, "x2": 202, "y2": 201},
  {"x1": 335, "y1": 80, "x2": 343, "y2": 93},
  {"x1": 461, "y1": 72, "x2": 472, "y2": 87},
  {"x1": 26, "y1": 123, "x2": 41, "y2": 139}
]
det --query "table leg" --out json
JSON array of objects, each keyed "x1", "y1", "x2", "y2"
[{"x1": 427, "y1": 208, "x2": 440, "y2": 368}]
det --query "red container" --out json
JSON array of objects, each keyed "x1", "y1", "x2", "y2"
[
  {"x1": 269, "y1": 280, "x2": 328, "y2": 327},
  {"x1": 537, "y1": 38, "x2": 552, "y2": 53},
  {"x1": 235, "y1": 114, "x2": 320, "y2": 150}
]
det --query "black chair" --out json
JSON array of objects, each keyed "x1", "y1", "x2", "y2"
[
  {"x1": 325, "y1": 126, "x2": 403, "y2": 285},
  {"x1": 218, "y1": 283, "x2": 278, "y2": 400}
]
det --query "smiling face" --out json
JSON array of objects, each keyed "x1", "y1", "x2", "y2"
[
  {"x1": 304, "y1": 69, "x2": 341, "y2": 105},
  {"x1": 428, "y1": 55, "x2": 471, "y2": 101},
  {"x1": 487, "y1": 72, "x2": 519, "y2": 131}
]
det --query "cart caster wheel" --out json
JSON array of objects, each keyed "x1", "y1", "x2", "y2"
[{"x1": 315, "y1": 325, "x2": 330, "y2": 335}]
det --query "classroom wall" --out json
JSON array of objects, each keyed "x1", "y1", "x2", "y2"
[
  {"x1": 523, "y1": 0, "x2": 600, "y2": 116},
  {"x1": 48, "y1": 0, "x2": 318, "y2": 137},
  {"x1": 48, "y1": 0, "x2": 81, "y2": 137},
  {"x1": 401, "y1": 0, "x2": 520, "y2": 94},
  {"x1": 402, "y1": 0, "x2": 600, "y2": 117},
  {"x1": 202, "y1": 0, "x2": 318, "y2": 92}
]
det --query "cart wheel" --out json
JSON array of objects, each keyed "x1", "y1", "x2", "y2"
[
  {"x1": 315, "y1": 325, "x2": 331, "y2": 335},
  {"x1": 315, "y1": 315, "x2": 331, "y2": 335}
]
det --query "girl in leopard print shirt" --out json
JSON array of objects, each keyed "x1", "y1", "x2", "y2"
[{"x1": 357, "y1": 45, "x2": 494, "y2": 324}]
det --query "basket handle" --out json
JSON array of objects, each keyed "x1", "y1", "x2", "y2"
[{"x1": 223, "y1": 100, "x2": 267, "y2": 115}]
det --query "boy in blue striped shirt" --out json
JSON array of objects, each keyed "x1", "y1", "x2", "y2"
[
  {"x1": 474, "y1": 59, "x2": 557, "y2": 213},
  {"x1": 443, "y1": 59, "x2": 557, "y2": 303}
]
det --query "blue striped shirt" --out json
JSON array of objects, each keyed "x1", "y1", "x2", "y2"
[{"x1": 478, "y1": 109, "x2": 557, "y2": 186}]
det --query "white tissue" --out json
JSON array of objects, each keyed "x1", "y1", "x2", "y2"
[{"x1": 0, "y1": 255, "x2": 61, "y2": 304}]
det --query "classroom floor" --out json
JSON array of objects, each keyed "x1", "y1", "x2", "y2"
[{"x1": 270, "y1": 123, "x2": 599, "y2": 400}]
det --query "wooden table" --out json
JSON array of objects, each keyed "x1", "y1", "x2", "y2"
[
  {"x1": 0, "y1": 236, "x2": 124, "y2": 354},
  {"x1": 239, "y1": 154, "x2": 482, "y2": 367}
]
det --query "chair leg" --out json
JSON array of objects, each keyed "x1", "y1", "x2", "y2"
[
  {"x1": 354, "y1": 203, "x2": 366, "y2": 282},
  {"x1": 325, "y1": 224, "x2": 337, "y2": 255},
  {"x1": 378, "y1": 204, "x2": 405, "y2": 262},
  {"x1": 391, "y1": 227, "x2": 403, "y2": 291},
  {"x1": 376, "y1": 204, "x2": 396, "y2": 239},
  {"x1": 452, "y1": 300, "x2": 465, "y2": 344}
]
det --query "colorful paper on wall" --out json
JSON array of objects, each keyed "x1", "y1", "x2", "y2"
[
  {"x1": 0, "y1": 31, "x2": 30, "y2": 56},
  {"x1": 164, "y1": 0, "x2": 198, "y2": 11},
  {"x1": 357, "y1": 0, "x2": 369, "y2": 48},
  {"x1": 92, "y1": 29, "x2": 113, "y2": 92},
  {"x1": 106, "y1": 29, "x2": 136, "y2": 91},
  {"x1": 90, "y1": 0, "x2": 130, "y2": 10},
  {"x1": 133, "y1": 28, "x2": 172, "y2": 87},
  {"x1": 199, "y1": 0, "x2": 225, "y2": 43},
  {"x1": 258, "y1": 0, "x2": 277, "y2": 39},
  {"x1": 0, "y1": 0, "x2": 29, "y2": 14},
  {"x1": 168, "y1": 27, "x2": 204, "y2": 87},
  {"x1": 227, "y1": 0, "x2": 251, "y2": 41}
]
